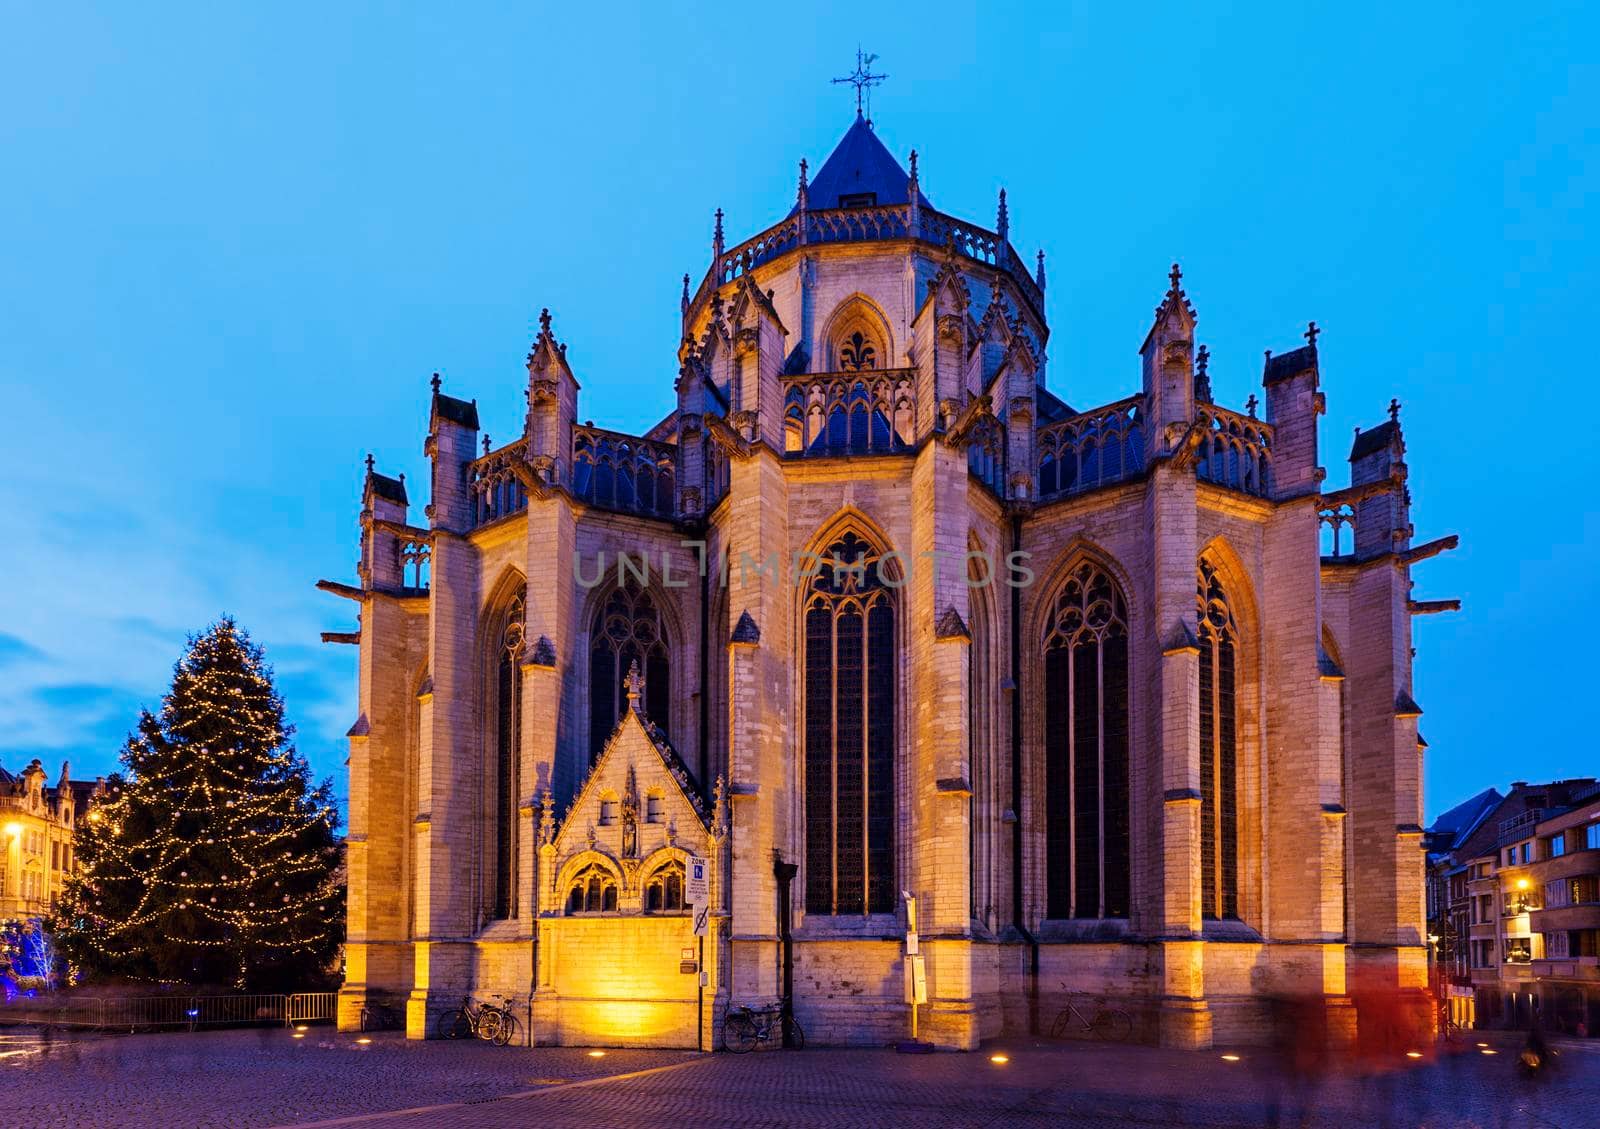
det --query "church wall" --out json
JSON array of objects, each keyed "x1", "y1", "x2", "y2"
[{"x1": 546, "y1": 915, "x2": 701, "y2": 1047}]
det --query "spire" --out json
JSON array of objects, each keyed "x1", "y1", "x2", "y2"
[
  {"x1": 681, "y1": 272, "x2": 690, "y2": 317},
  {"x1": 1389, "y1": 397, "x2": 1401, "y2": 424},
  {"x1": 712, "y1": 208, "x2": 725, "y2": 263},
  {"x1": 1035, "y1": 249, "x2": 1047, "y2": 291},
  {"x1": 364, "y1": 452, "x2": 375, "y2": 476},
  {"x1": 430, "y1": 371, "x2": 441, "y2": 394},
  {"x1": 482, "y1": 433, "x2": 492, "y2": 456},
  {"x1": 796, "y1": 158, "x2": 809, "y2": 212},
  {"x1": 996, "y1": 188, "x2": 1009, "y2": 243},
  {"x1": 1246, "y1": 393, "x2": 1258, "y2": 419},
  {"x1": 1195, "y1": 344, "x2": 1212, "y2": 402},
  {"x1": 1306, "y1": 320, "x2": 1321, "y2": 349},
  {"x1": 795, "y1": 117, "x2": 927, "y2": 214}
]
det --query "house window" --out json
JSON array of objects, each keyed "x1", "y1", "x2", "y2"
[
  {"x1": 1521, "y1": 843, "x2": 1531, "y2": 865},
  {"x1": 1197, "y1": 559, "x2": 1240, "y2": 920},
  {"x1": 491, "y1": 587, "x2": 525, "y2": 921},
  {"x1": 1551, "y1": 835, "x2": 1567, "y2": 859},
  {"x1": 644, "y1": 860, "x2": 686, "y2": 913},
  {"x1": 589, "y1": 584, "x2": 671, "y2": 762},
  {"x1": 804, "y1": 532, "x2": 897, "y2": 916},
  {"x1": 1043, "y1": 561, "x2": 1131, "y2": 919},
  {"x1": 1587, "y1": 823, "x2": 1600, "y2": 851},
  {"x1": 838, "y1": 192, "x2": 877, "y2": 209},
  {"x1": 566, "y1": 864, "x2": 619, "y2": 913}
]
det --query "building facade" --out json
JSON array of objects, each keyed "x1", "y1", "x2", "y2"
[
  {"x1": 327, "y1": 112, "x2": 1454, "y2": 1050},
  {"x1": 1428, "y1": 779, "x2": 1600, "y2": 1035},
  {"x1": 0, "y1": 760, "x2": 98, "y2": 921}
]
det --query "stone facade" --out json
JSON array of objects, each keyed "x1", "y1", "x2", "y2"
[
  {"x1": 0, "y1": 760, "x2": 99, "y2": 922},
  {"x1": 325, "y1": 112, "x2": 1453, "y2": 1050}
]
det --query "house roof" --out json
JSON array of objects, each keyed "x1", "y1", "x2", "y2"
[
  {"x1": 794, "y1": 115, "x2": 930, "y2": 214},
  {"x1": 1427, "y1": 787, "x2": 1503, "y2": 852}
]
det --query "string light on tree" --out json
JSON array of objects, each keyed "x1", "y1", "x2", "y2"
[{"x1": 57, "y1": 618, "x2": 345, "y2": 990}]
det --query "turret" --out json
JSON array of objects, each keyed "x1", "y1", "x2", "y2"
[
  {"x1": 1141, "y1": 263, "x2": 1197, "y2": 461},
  {"x1": 359, "y1": 454, "x2": 409, "y2": 591},
  {"x1": 523, "y1": 307, "x2": 578, "y2": 488},
  {"x1": 1350, "y1": 400, "x2": 1411, "y2": 557},
  {"x1": 424, "y1": 373, "x2": 479, "y2": 534},
  {"x1": 1263, "y1": 321, "x2": 1325, "y2": 499},
  {"x1": 728, "y1": 275, "x2": 788, "y2": 449}
]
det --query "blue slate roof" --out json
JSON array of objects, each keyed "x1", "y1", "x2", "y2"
[{"x1": 795, "y1": 114, "x2": 930, "y2": 214}]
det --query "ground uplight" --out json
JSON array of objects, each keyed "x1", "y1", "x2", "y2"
[
  {"x1": 1220, "y1": 1053, "x2": 1241, "y2": 1062},
  {"x1": 989, "y1": 1053, "x2": 1009, "y2": 1064},
  {"x1": 588, "y1": 1050, "x2": 606, "y2": 1058},
  {"x1": 1405, "y1": 1051, "x2": 1423, "y2": 1059}
]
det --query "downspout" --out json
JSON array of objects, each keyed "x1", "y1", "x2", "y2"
[
  {"x1": 1009, "y1": 512, "x2": 1039, "y2": 1034},
  {"x1": 774, "y1": 853, "x2": 798, "y2": 1047},
  {"x1": 699, "y1": 531, "x2": 711, "y2": 799}
]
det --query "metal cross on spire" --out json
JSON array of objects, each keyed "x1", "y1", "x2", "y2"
[{"x1": 833, "y1": 48, "x2": 887, "y2": 124}]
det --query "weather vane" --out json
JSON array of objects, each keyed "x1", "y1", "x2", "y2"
[{"x1": 833, "y1": 48, "x2": 887, "y2": 124}]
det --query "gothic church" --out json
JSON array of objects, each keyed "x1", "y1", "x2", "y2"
[{"x1": 324, "y1": 109, "x2": 1452, "y2": 1049}]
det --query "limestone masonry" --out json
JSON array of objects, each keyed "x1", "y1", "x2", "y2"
[{"x1": 323, "y1": 111, "x2": 1456, "y2": 1050}]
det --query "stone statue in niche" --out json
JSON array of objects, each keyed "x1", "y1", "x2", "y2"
[{"x1": 621, "y1": 763, "x2": 639, "y2": 859}]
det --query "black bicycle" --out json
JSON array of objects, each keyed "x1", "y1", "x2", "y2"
[
  {"x1": 722, "y1": 1003, "x2": 804, "y2": 1053},
  {"x1": 359, "y1": 1001, "x2": 402, "y2": 1032},
  {"x1": 435, "y1": 995, "x2": 521, "y2": 1046}
]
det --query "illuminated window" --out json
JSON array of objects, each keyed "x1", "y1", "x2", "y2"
[
  {"x1": 1588, "y1": 823, "x2": 1600, "y2": 851},
  {"x1": 1043, "y1": 562, "x2": 1131, "y2": 919},
  {"x1": 643, "y1": 860, "x2": 685, "y2": 913},
  {"x1": 1198, "y1": 560, "x2": 1240, "y2": 921},
  {"x1": 804, "y1": 532, "x2": 897, "y2": 916},
  {"x1": 566, "y1": 864, "x2": 619, "y2": 914},
  {"x1": 588, "y1": 585, "x2": 671, "y2": 762}
]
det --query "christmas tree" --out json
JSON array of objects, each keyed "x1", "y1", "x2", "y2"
[{"x1": 58, "y1": 618, "x2": 343, "y2": 990}]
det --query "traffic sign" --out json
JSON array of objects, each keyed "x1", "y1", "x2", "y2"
[{"x1": 686, "y1": 855, "x2": 709, "y2": 906}]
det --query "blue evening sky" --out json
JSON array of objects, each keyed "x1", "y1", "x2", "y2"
[{"x1": 1, "y1": 3, "x2": 1594, "y2": 819}]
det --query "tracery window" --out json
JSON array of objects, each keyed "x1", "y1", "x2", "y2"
[
  {"x1": 838, "y1": 330, "x2": 877, "y2": 371},
  {"x1": 1197, "y1": 560, "x2": 1239, "y2": 920},
  {"x1": 565, "y1": 863, "x2": 619, "y2": 914},
  {"x1": 804, "y1": 532, "x2": 897, "y2": 916},
  {"x1": 588, "y1": 585, "x2": 671, "y2": 762},
  {"x1": 491, "y1": 587, "x2": 525, "y2": 921},
  {"x1": 1043, "y1": 563, "x2": 1130, "y2": 919},
  {"x1": 643, "y1": 860, "x2": 686, "y2": 913}
]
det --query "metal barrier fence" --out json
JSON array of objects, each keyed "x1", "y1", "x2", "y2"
[{"x1": 0, "y1": 991, "x2": 336, "y2": 1032}]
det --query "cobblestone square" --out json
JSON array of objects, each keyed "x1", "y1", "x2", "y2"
[{"x1": 7, "y1": 1026, "x2": 1600, "y2": 1128}]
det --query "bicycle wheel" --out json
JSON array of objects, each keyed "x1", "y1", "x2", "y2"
[
  {"x1": 475, "y1": 1010, "x2": 502, "y2": 1042},
  {"x1": 435, "y1": 1009, "x2": 470, "y2": 1040},
  {"x1": 1092, "y1": 1008, "x2": 1132, "y2": 1042},
  {"x1": 723, "y1": 1011, "x2": 758, "y2": 1053},
  {"x1": 784, "y1": 1016, "x2": 805, "y2": 1050},
  {"x1": 493, "y1": 1012, "x2": 521, "y2": 1047},
  {"x1": 1048, "y1": 1009, "x2": 1073, "y2": 1039}
]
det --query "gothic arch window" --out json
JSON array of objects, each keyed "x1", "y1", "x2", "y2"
[
  {"x1": 1043, "y1": 561, "x2": 1130, "y2": 919},
  {"x1": 588, "y1": 585, "x2": 671, "y2": 762},
  {"x1": 643, "y1": 859, "x2": 686, "y2": 913},
  {"x1": 822, "y1": 297, "x2": 892, "y2": 374},
  {"x1": 491, "y1": 586, "x2": 525, "y2": 921},
  {"x1": 804, "y1": 531, "x2": 897, "y2": 916},
  {"x1": 565, "y1": 862, "x2": 619, "y2": 914},
  {"x1": 1197, "y1": 559, "x2": 1240, "y2": 920}
]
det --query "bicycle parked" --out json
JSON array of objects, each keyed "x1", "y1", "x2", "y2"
[
  {"x1": 1049, "y1": 991, "x2": 1132, "y2": 1042},
  {"x1": 722, "y1": 1002, "x2": 804, "y2": 1053},
  {"x1": 359, "y1": 1001, "x2": 402, "y2": 1032},
  {"x1": 435, "y1": 995, "x2": 521, "y2": 1046}
]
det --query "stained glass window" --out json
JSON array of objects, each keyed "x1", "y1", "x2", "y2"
[
  {"x1": 492, "y1": 587, "x2": 525, "y2": 921},
  {"x1": 804, "y1": 532, "x2": 897, "y2": 916},
  {"x1": 1043, "y1": 563, "x2": 1130, "y2": 919},
  {"x1": 1197, "y1": 560, "x2": 1239, "y2": 920},
  {"x1": 588, "y1": 585, "x2": 671, "y2": 761}
]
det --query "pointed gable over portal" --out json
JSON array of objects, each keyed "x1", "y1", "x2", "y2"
[
  {"x1": 544, "y1": 664, "x2": 716, "y2": 914},
  {"x1": 793, "y1": 115, "x2": 931, "y2": 213}
]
